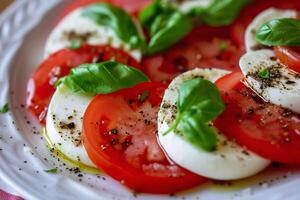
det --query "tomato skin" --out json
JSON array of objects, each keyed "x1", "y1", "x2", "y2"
[
  {"x1": 214, "y1": 71, "x2": 300, "y2": 164},
  {"x1": 142, "y1": 25, "x2": 242, "y2": 83},
  {"x1": 83, "y1": 82, "x2": 206, "y2": 194},
  {"x1": 274, "y1": 46, "x2": 300, "y2": 73},
  {"x1": 26, "y1": 45, "x2": 140, "y2": 124},
  {"x1": 231, "y1": 0, "x2": 300, "y2": 51}
]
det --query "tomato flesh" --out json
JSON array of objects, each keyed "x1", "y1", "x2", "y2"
[
  {"x1": 231, "y1": 0, "x2": 300, "y2": 51},
  {"x1": 142, "y1": 26, "x2": 242, "y2": 83},
  {"x1": 27, "y1": 45, "x2": 140, "y2": 124},
  {"x1": 83, "y1": 82, "x2": 206, "y2": 193},
  {"x1": 214, "y1": 71, "x2": 300, "y2": 164},
  {"x1": 274, "y1": 46, "x2": 300, "y2": 74}
]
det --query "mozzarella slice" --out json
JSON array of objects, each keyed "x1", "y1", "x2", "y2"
[
  {"x1": 240, "y1": 49, "x2": 300, "y2": 113},
  {"x1": 165, "y1": 0, "x2": 213, "y2": 13},
  {"x1": 46, "y1": 84, "x2": 95, "y2": 167},
  {"x1": 158, "y1": 68, "x2": 270, "y2": 180},
  {"x1": 45, "y1": 8, "x2": 142, "y2": 61},
  {"x1": 245, "y1": 8, "x2": 297, "y2": 52}
]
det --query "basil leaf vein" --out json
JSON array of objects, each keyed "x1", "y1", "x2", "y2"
[
  {"x1": 255, "y1": 18, "x2": 300, "y2": 46},
  {"x1": 61, "y1": 61, "x2": 149, "y2": 95},
  {"x1": 164, "y1": 78, "x2": 225, "y2": 151},
  {"x1": 82, "y1": 3, "x2": 145, "y2": 49}
]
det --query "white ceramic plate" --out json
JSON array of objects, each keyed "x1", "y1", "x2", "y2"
[{"x1": 0, "y1": 0, "x2": 300, "y2": 199}]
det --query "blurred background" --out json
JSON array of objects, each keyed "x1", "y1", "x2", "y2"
[{"x1": 1, "y1": 0, "x2": 13, "y2": 12}]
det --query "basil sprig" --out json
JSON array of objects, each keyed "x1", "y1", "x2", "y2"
[
  {"x1": 164, "y1": 78, "x2": 225, "y2": 151},
  {"x1": 61, "y1": 61, "x2": 149, "y2": 95},
  {"x1": 200, "y1": 0, "x2": 251, "y2": 26},
  {"x1": 82, "y1": 3, "x2": 145, "y2": 49},
  {"x1": 139, "y1": 1, "x2": 192, "y2": 54},
  {"x1": 147, "y1": 11, "x2": 192, "y2": 54},
  {"x1": 256, "y1": 18, "x2": 300, "y2": 46},
  {"x1": 140, "y1": 0, "x2": 249, "y2": 54},
  {"x1": 139, "y1": 0, "x2": 165, "y2": 30},
  {"x1": 0, "y1": 103, "x2": 9, "y2": 113}
]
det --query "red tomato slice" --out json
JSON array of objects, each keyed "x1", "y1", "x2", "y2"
[
  {"x1": 214, "y1": 71, "x2": 300, "y2": 164},
  {"x1": 231, "y1": 0, "x2": 300, "y2": 51},
  {"x1": 59, "y1": 0, "x2": 151, "y2": 20},
  {"x1": 274, "y1": 46, "x2": 300, "y2": 74},
  {"x1": 27, "y1": 45, "x2": 140, "y2": 124},
  {"x1": 142, "y1": 26, "x2": 242, "y2": 83},
  {"x1": 82, "y1": 82, "x2": 206, "y2": 193}
]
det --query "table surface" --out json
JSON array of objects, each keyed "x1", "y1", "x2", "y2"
[{"x1": 0, "y1": 0, "x2": 14, "y2": 12}]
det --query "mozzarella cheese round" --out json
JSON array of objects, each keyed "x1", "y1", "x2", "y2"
[
  {"x1": 45, "y1": 8, "x2": 142, "y2": 61},
  {"x1": 245, "y1": 8, "x2": 297, "y2": 52},
  {"x1": 46, "y1": 84, "x2": 95, "y2": 167},
  {"x1": 158, "y1": 68, "x2": 270, "y2": 180},
  {"x1": 166, "y1": 0, "x2": 213, "y2": 13},
  {"x1": 240, "y1": 49, "x2": 300, "y2": 113}
]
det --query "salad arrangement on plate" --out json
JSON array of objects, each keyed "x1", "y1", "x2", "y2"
[{"x1": 23, "y1": 0, "x2": 300, "y2": 194}]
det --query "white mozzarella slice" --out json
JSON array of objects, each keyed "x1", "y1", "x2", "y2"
[
  {"x1": 166, "y1": 0, "x2": 213, "y2": 13},
  {"x1": 46, "y1": 84, "x2": 95, "y2": 167},
  {"x1": 158, "y1": 68, "x2": 270, "y2": 180},
  {"x1": 245, "y1": 8, "x2": 297, "y2": 52},
  {"x1": 45, "y1": 8, "x2": 142, "y2": 61},
  {"x1": 240, "y1": 49, "x2": 300, "y2": 113}
]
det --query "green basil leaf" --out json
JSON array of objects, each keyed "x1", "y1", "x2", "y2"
[
  {"x1": 258, "y1": 68, "x2": 270, "y2": 79},
  {"x1": 82, "y1": 3, "x2": 145, "y2": 49},
  {"x1": 0, "y1": 103, "x2": 9, "y2": 113},
  {"x1": 138, "y1": 91, "x2": 150, "y2": 103},
  {"x1": 255, "y1": 18, "x2": 300, "y2": 46},
  {"x1": 139, "y1": 0, "x2": 164, "y2": 30},
  {"x1": 202, "y1": 0, "x2": 251, "y2": 26},
  {"x1": 44, "y1": 168, "x2": 58, "y2": 174},
  {"x1": 178, "y1": 78, "x2": 225, "y2": 122},
  {"x1": 62, "y1": 61, "x2": 149, "y2": 95},
  {"x1": 164, "y1": 78, "x2": 225, "y2": 151},
  {"x1": 147, "y1": 11, "x2": 192, "y2": 54},
  {"x1": 179, "y1": 116, "x2": 217, "y2": 151},
  {"x1": 70, "y1": 40, "x2": 81, "y2": 50}
]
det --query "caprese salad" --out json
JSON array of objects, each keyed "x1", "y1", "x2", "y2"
[{"x1": 25, "y1": 0, "x2": 300, "y2": 194}]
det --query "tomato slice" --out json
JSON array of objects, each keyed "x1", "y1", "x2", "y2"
[
  {"x1": 59, "y1": 0, "x2": 151, "y2": 20},
  {"x1": 274, "y1": 46, "x2": 300, "y2": 74},
  {"x1": 27, "y1": 45, "x2": 140, "y2": 124},
  {"x1": 214, "y1": 71, "x2": 300, "y2": 164},
  {"x1": 142, "y1": 26, "x2": 242, "y2": 83},
  {"x1": 83, "y1": 82, "x2": 206, "y2": 193},
  {"x1": 231, "y1": 0, "x2": 300, "y2": 51}
]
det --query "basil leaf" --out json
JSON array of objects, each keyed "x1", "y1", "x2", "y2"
[
  {"x1": 164, "y1": 78, "x2": 225, "y2": 151},
  {"x1": 258, "y1": 69, "x2": 270, "y2": 79},
  {"x1": 62, "y1": 61, "x2": 149, "y2": 95},
  {"x1": 138, "y1": 91, "x2": 150, "y2": 103},
  {"x1": 82, "y1": 3, "x2": 145, "y2": 49},
  {"x1": 202, "y1": 0, "x2": 251, "y2": 26},
  {"x1": 147, "y1": 11, "x2": 192, "y2": 54},
  {"x1": 44, "y1": 168, "x2": 58, "y2": 174},
  {"x1": 70, "y1": 40, "x2": 81, "y2": 50},
  {"x1": 178, "y1": 78, "x2": 225, "y2": 122},
  {"x1": 139, "y1": 0, "x2": 164, "y2": 30},
  {"x1": 0, "y1": 103, "x2": 9, "y2": 113},
  {"x1": 179, "y1": 116, "x2": 217, "y2": 151},
  {"x1": 255, "y1": 18, "x2": 300, "y2": 46}
]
